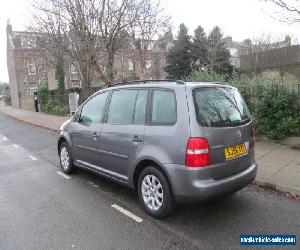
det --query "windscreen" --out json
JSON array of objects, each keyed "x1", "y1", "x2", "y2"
[{"x1": 193, "y1": 87, "x2": 251, "y2": 127}]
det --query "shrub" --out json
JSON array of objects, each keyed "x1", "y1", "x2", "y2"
[
  {"x1": 43, "y1": 98, "x2": 69, "y2": 116},
  {"x1": 37, "y1": 85, "x2": 50, "y2": 106},
  {"x1": 3, "y1": 93, "x2": 11, "y2": 105},
  {"x1": 185, "y1": 69, "x2": 300, "y2": 140},
  {"x1": 56, "y1": 62, "x2": 65, "y2": 95},
  {"x1": 184, "y1": 69, "x2": 228, "y2": 82},
  {"x1": 255, "y1": 85, "x2": 299, "y2": 140}
]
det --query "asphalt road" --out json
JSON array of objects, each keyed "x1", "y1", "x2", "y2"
[{"x1": 0, "y1": 112, "x2": 299, "y2": 250}]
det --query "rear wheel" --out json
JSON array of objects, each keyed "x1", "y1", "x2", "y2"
[
  {"x1": 138, "y1": 166, "x2": 175, "y2": 218},
  {"x1": 59, "y1": 142, "x2": 74, "y2": 174}
]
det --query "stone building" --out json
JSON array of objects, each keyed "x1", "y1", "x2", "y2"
[
  {"x1": 239, "y1": 45, "x2": 300, "y2": 80},
  {"x1": 6, "y1": 21, "x2": 57, "y2": 110},
  {"x1": 6, "y1": 22, "x2": 171, "y2": 110},
  {"x1": 224, "y1": 36, "x2": 292, "y2": 70}
]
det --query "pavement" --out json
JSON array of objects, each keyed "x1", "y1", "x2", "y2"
[
  {"x1": 1, "y1": 105, "x2": 300, "y2": 197},
  {"x1": 0, "y1": 111, "x2": 299, "y2": 249},
  {"x1": 0, "y1": 105, "x2": 69, "y2": 132}
]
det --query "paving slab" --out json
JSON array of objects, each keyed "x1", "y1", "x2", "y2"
[{"x1": 254, "y1": 141, "x2": 300, "y2": 195}]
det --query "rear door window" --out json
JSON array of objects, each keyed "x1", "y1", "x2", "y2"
[
  {"x1": 106, "y1": 89, "x2": 149, "y2": 125},
  {"x1": 107, "y1": 89, "x2": 138, "y2": 124},
  {"x1": 193, "y1": 87, "x2": 251, "y2": 127}
]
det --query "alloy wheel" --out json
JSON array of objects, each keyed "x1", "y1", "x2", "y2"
[{"x1": 141, "y1": 175, "x2": 164, "y2": 211}]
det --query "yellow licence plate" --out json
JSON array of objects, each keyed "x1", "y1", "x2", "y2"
[{"x1": 224, "y1": 144, "x2": 247, "y2": 160}]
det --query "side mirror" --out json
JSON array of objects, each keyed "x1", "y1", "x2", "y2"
[{"x1": 79, "y1": 115, "x2": 92, "y2": 125}]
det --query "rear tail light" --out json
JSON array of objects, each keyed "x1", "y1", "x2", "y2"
[{"x1": 185, "y1": 137, "x2": 211, "y2": 168}]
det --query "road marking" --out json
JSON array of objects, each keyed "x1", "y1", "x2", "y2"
[
  {"x1": 87, "y1": 181, "x2": 99, "y2": 188},
  {"x1": 29, "y1": 155, "x2": 37, "y2": 161},
  {"x1": 56, "y1": 171, "x2": 71, "y2": 179},
  {"x1": 111, "y1": 204, "x2": 143, "y2": 223},
  {"x1": 13, "y1": 144, "x2": 20, "y2": 149}
]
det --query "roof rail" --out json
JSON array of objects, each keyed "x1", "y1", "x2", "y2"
[{"x1": 107, "y1": 79, "x2": 185, "y2": 88}]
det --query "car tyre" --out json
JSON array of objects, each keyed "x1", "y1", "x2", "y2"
[
  {"x1": 138, "y1": 166, "x2": 175, "y2": 218},
  {"x1": 59, "y1": 142, "x2": 74, "y2": 174}
]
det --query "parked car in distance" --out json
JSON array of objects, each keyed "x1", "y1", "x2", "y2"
[{"x1": 58, "y1": 80, "x2": 257, "y2": 218}]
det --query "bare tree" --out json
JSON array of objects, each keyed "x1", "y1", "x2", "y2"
[
  {"x1": 128, "y1": 0, "x2": 170, "y2": 79},
  {"x1": 30, "y1": 0, "x2": 100, "y2": 98},
  {"x1": 262, "y1": 0, "x2": 300, "y2": 23},
  {"x1": 30, "y1": 0, "x2": 161, "y2": 99}
]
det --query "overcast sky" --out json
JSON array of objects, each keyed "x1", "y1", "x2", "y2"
[{"x1": 1, "y1": 0, "x2": 300, "y2": 83}]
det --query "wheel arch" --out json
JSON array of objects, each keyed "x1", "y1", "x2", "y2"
[
  {"x1": 132, "y1": 159, "x2": 174, "y2": 194},
  {"x1": 57, "y1": 134, "x2": 72, "y2": 153}
]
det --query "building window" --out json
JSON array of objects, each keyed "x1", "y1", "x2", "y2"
[
  {"x1": 69, "y1": 80, "x2": 81, "y2": 88},
  {"x1": 113, "y1": 70, "x2": 119, "y2": 78},
  {"x1": 166, "y1": 42, "x2": 172, "y2": 50},
  {"x1": 229, "y1": 48, "x2": 238, "y2": 56},
  {"x1": 21, "y1": 36, "x2": 36, "y2": 49},
  {"x1": 29, "y1": 84, "x2": 38, "y2": 96},
  {"x1": 27, "y1": 62, "x2": 36, "y2": 75},
  {"x1": 70, "y1": 65, "x2": 77, "y2": 75},
  {"x1": 147, "y1": 42, "x2": 153, "y2": 51},
  {"x1": 128, "y1": 60, "x2": 134, "y2": 71},
  {"x1": 70, "y1": 65, "x2": 79, "y2": 81},
  {"x1": 146, "y1": 60, "x2": 152, "y2": 69}
]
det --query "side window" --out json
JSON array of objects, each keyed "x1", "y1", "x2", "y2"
[
  {"x1": 80, "y1": 92, "x2": 108, "y2": 124},
  {"x1": 133, "y1": 90, "x2": 148, "y2": 125},
  {"x1": 107, "y1": 89, "x2": 138, "y2": 124},
  {"x1": 151, "y1": 89, "x2": 176, "y2": 125}
]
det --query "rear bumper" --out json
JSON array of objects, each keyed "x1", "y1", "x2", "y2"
[{"x1": 164, "y1": 162, "x2": 257, "y2": 203}]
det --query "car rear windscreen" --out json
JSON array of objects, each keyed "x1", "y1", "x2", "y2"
[{"x1": 193, "y1": 86, "x2": 251, "y2": 127}]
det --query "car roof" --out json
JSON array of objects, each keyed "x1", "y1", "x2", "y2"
[
  {"x1": 103, "y1": 80, "x2": 234, "y2": 91},
  {"x1": 85, "y1": 80, "x2": 236, "y2": 106}
]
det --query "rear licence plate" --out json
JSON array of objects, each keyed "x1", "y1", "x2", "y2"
[{"x1": 224, "y1": 144, "x2": 247, "y2": 160}]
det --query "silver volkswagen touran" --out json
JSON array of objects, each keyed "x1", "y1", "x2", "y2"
[{"x1": 58, "y1": 80, "x2": 257, "y2": 218}]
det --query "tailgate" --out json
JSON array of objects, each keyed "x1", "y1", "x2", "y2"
[
  {"x1": 207, "y1": 124, "x2": 255, "y2": 179},
  {"x1": 192, "y1": 85, "x2": 255, "y2": 179}
]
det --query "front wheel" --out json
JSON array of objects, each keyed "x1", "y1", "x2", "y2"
[
  {"x1": 59, "y1": 142, "x2": 74, "y2": 174},
  {"x1": 138, "y1": 166, "x2": 175, "y2": 218}
]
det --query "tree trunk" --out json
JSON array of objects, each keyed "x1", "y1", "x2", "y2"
[
  {"x1": 79, "y1": 63, "x2": 94, "y2": 102},
  {"x1": 107, "y1": 52, "x2": 115, "y2": 84}
]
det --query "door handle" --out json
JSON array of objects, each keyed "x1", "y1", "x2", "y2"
[{"x1": 132, "y1": 135, "x2": 142, "y2": 142}]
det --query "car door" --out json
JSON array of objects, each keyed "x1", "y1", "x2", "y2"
[
  {"x1": 94, "y1": 88, "x2": 148, "y2": 181},
  {"x1": 71, "y1": 91, "x2": 109, "y2": 166}
]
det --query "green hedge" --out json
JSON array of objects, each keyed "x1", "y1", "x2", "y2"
[
  {"x1": 37, "y1": 85, "x2": 50, "y2": 106},
  {"x1": 185, "y1": 70, "x2": 300, "y2": 140},
  {"x1": 254, "y1": 85, "x2": 299, "y2": 140},
  {"x1": 37, "y1": 85, "x2": 69, "y2": 116},
  {"x1": 3, "y1": 93, "x2": 11, "y2": 105},
  {"x1": 42, "y1": 98, "x2": 69, "y2": 116}
]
